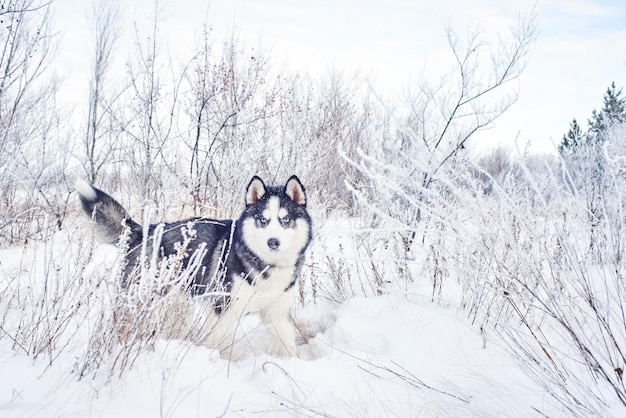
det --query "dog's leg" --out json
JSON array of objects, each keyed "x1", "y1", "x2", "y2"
[
  {"x1": 200, "y1": 290, "x2": 250, "y2": 359},
  {"x1": 259, "y1": 290, "x2": 297, "y2": 357},
  {"x1": 202, "y1": 305, "x2": 240, "y2": 357}
]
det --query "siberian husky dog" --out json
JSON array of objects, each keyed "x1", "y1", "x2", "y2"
[{"x1": 76, "y1": 176, "x2": 312, "y2": 357}]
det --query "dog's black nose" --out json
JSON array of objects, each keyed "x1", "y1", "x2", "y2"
[{"x1": 267, "y1": 238, "x2": 280, "y2": 251}]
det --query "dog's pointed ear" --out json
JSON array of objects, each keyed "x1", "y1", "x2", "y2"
[
  {"x1": 285, "y1": 175, "x2": 306, "y2": 206},
  {"x1": 246, "y1": 176, "x2": 266, "y2": 205}
]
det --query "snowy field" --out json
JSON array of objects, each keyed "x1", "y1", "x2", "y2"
[
  {"x1": 1, "y1": 2, "x2": 625, "y2": 416},
  {"x1": 0, "y1": 214, "x2": 567, "y2": 417}
]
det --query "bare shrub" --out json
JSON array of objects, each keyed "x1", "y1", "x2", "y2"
[
  {"x1": 74, "y1": 217, "x2": 218, "y2": 379},
  {"x1": 81, "y1": 0, "x2": 123, "y2": 184},
  {"x1": 0, "y1": 218, "x2": 97, "y2": 363},
  {"x1": 182, "y1": 28, "x2": 281, "y2": 216},
  {"x1": 473, "y1": 145, "x2": 513, "y2": 194},
  {"x1": 458, "y1": 153, "x2": 626, "y2": 415},
  {"x1": 0, "y1": 0, "x2": 66, "y2": 244}
]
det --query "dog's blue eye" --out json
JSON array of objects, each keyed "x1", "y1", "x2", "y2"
[
  {"x1": 257, "y1": 216, "x2": 269, "y2": 226},
  {"x1": 281, "y1": 215, "x2": 291, "y2": 225}
]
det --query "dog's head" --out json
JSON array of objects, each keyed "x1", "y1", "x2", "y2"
[{"x1": 241, "y1": 176, "x2": 312, "y2": 267}]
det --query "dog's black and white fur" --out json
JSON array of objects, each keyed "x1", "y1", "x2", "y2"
[{"x1": 76, "y1": 176, "x2": 312, "y2": 357}]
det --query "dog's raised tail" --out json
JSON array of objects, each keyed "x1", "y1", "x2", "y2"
[{"x1": 75, "y1": 180, "x2": 142, "y2": 245}]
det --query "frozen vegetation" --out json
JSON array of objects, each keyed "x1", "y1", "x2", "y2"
[{"x1": 1, "y1": 1, "x2": 626, "y2": 416}]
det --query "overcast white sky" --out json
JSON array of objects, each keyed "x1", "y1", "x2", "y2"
[{"x1": 54, "y1": 0, "x2": 626, "y2": 154}]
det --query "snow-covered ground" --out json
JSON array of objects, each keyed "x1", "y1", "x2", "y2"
[
  {"x1": 0, "y1": 296, "x2": 555, "y2": 417},
  {"x1": 0, "y1": 216, "x2": 569, "y2": 417}
]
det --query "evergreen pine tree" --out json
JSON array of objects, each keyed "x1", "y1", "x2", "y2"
[
  {"x1": 587, "y1": 82, "x2": 626, "y2": 142},
  {"x1": 559, "y1": 82, "x2": 626, "y2": 221},
  {"x1": 559, "y1": 118, "x2": 584, "y2": 153},
  {"x1": 559, "y1": 82, "x2": 626, "y2": 155}
]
